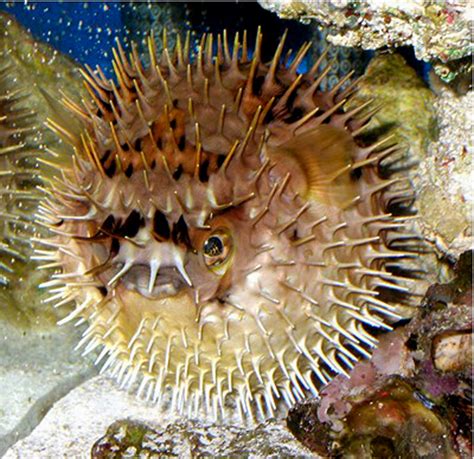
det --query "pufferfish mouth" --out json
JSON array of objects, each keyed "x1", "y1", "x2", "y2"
[{"x1": 121, "y1": 264, "x2": 187, "y2": 299}]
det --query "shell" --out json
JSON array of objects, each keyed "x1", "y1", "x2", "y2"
[{"x1": 23, "y1": 30, "x2": 417, "y2": 420}]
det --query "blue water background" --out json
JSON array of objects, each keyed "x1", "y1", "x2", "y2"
[{"x1": 1, "y1": 1, "x2": 123, "y2": 74}]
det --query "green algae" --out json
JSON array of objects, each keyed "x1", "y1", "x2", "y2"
[
  {"x1": 0, "y1": 13, "x2": 86, "y2": 328},
  {"x1": 91, "y1": 421, "x2": 157, "y2": 459},
  {"x1": 347, "y1": 53, "x2": 437, "y2": 162}
]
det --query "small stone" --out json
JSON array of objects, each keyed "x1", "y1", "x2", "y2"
[{"x1": 433, "y1": 331, "x2": 472, "y2": 373}]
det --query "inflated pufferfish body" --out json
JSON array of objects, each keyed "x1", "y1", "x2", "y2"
[{"x1": 38, "y1": 30, "x2": 415, "y2": 419}]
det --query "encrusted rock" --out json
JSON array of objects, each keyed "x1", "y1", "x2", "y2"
[
  {"x1": 287, "y1": 250, "x2": 472, "y2": 457},
  {"x1": 259, "y1": 0, "x2": 473, "y2": 82},
  {"x1": 4, "y1": 376, "x2": 313, "y2": 458},
  {"x1": 347, "y1": 53, "x2": 437, "y2": 165},
  {"x1": 433, "y1": 331, "x2": 472, "y2": 373},
  {"x1": 347, "y1": 51, "x2": 472, "y2": 277},
  {"x1": 414, "y1": 83, "x2": 473, "y2": 260}
]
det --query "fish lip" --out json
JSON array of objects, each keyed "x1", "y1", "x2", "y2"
[{"x1": 121, "y1": 264, "x2": 187, "y2": 299}]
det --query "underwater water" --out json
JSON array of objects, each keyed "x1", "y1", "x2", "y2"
[
  {"x1": 0, "y1": 1, "x2": 309, "y2": 73},
  {"x1": 1, "y1": 2, "x2": 469, "y2": 458},
  {"x1": 0, "y1": 0, "x2": 380, "y2": 84},
  {"x1": 0, "y1": 0, "x2": 434, "y2": 90}
]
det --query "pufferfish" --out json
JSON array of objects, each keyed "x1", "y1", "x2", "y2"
[{"x1": 29, "y1": 29, "x2": 416, "y2": 420}]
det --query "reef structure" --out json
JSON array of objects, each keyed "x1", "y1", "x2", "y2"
[
  {"x1": 259, "y1": 0, "x2": 473, "y2": 83},
  {"x1": 4, "y1": 29, "x2": 419, "y2": 420}
]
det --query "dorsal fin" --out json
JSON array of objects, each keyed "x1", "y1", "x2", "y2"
[{"x1": 269, "y1": 125, "x2": 359, "y2": 208}]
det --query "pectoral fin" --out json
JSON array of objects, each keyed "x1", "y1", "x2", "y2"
[{"x1": 269, "y1": 125, "x2": 359, "y2": 208}]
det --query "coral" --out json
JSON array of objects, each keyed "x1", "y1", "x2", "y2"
[
  {"x1": 336, "y1": 378, "x2": 456, "y2": 457},
  {"x1": 287, "y1": 250, "x2": 472, "y2": 457},
  {"x1": 414, "y1": 83, "x2": 473, "y2": 260},
  {"x1": 259, "y1": 0, "x2": 473, "y2": 82},
  {"x1": 15, "y1": 28, "x2": 422, "y2": 420}
]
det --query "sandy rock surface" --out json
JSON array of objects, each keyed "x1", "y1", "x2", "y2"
[{"x1": 5, "y1": 375, "x2": 315, "y2": 458}]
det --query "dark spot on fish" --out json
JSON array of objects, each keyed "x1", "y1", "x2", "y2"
[
  {"x1": 104, "y1": 160, "x2": 116, "y2": 178},
  {"x1": 172, "y1": 164, "x2": 183, "y2": 180},
  {"x1": 350, "y1": 167, "x2": 362, "y2": 181},
  {"x1": 119, "y1": 210, "x2": 143, "y2": 238},
  {"x1": 134, "y1": 138, "x2": 142, "y2": 151},
  {"x1": 97, "y1": 286, "x2": 108, "y2": 296},
  {"x1": 170, "y1": 118, "x2": 177, "y2": 130},
  {"x1": 199, "y1": 159, "x2": 210, "y2": 182},
  {"x1": 284, "y1": 106, "x2": 304, "y2": 123},
  {"x1": 156, "y1": 137, "x2": 163, "y2": 150},
  {"x1": 172, "y1": 215, "x2": 192, "y2": 249},
  {"x1": 216, "y1": 155, "x2": 225, "y2": 168},
  {"x1": 262, "y1": 109, "x2": 274, "y2": 124},
  {"x1": 110, "y1": 237, "x2": 120, "y2": 257},
  {"x1": 152, "y1": 210, "x2": 170, "y2": 241},
  {"x1": 101, "y1": 215, "x2": 116, "y2": 233},
  {"x1": 100, "y1": 149, "x2": 111, "y2": 164},
  {"x1": 125, "y1": 163, "x2": 134, "y2": 178},
  {"x1": 104, "y1": 101, "x2": 112, "y2": 111},
  {"x1": 286, "y1": 90, "x2": 298, "y2": 111},
  {"x1": 122, "y1": 143, "x2": 130, "y2": 152},
  {"x1": 178, "y1": 135, "x2": 186, "y2": 151},
  {"x1": 253, "y1": 75, "x2": 265, "y2": 95}
]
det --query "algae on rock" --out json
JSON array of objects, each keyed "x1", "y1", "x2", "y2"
[
  {"x1": 346, "y1": 51, "x2": 472, "y2": 280},
  {"x1": 345, "y1": 53, "x2": 455, "y2": 285},
  {"x1": 347, "y1": 53, "x2": 438, "y2": 165},
  {"x1": 0, "y1": 15, "x2": 97, "y2": 455},
  {"x1": 259, "y1": 0, "x2": 473, "y2": 83},
  {"x1": 414, "y1": 83, "x2": 473, "y2": 259}
]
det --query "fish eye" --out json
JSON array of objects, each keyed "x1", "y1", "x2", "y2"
[{"x1": 202, "y1": 229, "x2": 233, "y2": 271}]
